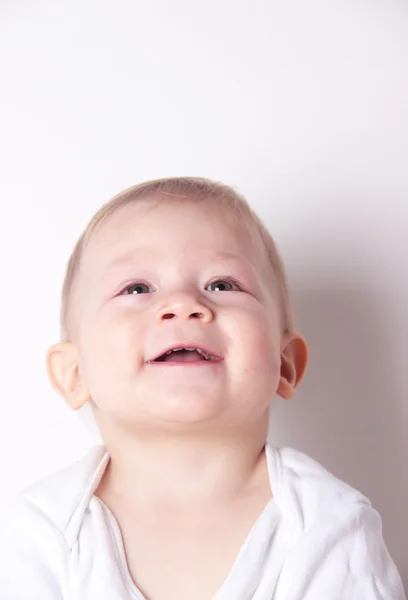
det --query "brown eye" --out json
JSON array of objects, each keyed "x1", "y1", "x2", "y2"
[
  {"x1": 206, "y1": 278, "x2": 242, "y2": 292},
  {"x1": 122, "y1": 282, "x2": 150, "y2": 295}
]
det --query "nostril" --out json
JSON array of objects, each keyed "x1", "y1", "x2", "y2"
[{"x1": 161, "y1": 313, "x2": 202, "y2": 320}]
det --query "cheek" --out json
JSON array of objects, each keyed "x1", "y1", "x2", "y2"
[
  {"x1": 224, "y1": 308, "x2": 282, "y2": 415},
  {"x1": 245, "y1": 329, "x2": 281, "y2": 381},
  {"x1": 228, "y1": 306, "x2": 281, "y2": 377},
  {"x1": 79, "y1": 312, "x2": 143, "y2": 389}
]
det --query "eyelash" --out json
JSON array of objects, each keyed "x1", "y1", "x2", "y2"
[{"x1": 119, "y1": 276, "x2": 244, "y2": 296}]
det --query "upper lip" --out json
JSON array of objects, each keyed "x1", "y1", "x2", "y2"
[{"x1": 146, "y1": 342, "x2": 223, "y2": 363}]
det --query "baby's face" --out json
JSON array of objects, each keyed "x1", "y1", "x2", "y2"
[{"x1": 72, "y1": 198, "x2": 284, "y2": 433}]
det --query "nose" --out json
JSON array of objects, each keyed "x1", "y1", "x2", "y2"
[{"x1": 156, "y1": 293, "x2": 214, "y2": 322}]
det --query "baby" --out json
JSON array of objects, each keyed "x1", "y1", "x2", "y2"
[{"x1": 0, "y1": 177, "x2": 405, "y2": 600}]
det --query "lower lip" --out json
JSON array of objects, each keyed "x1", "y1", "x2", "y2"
[{"x1": 146, "y1": 360, "x2": 223, "y2": 367}]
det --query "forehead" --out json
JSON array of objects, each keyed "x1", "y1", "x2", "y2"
[{"x1": 82, "y1": 198, "x2": 269, "y2": 274}]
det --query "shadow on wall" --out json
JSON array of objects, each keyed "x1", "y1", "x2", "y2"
[{"x1": 269, "y1": 284, "x2": 407, "y2": 589}]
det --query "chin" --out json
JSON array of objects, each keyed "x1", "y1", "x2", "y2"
[{"x1": 146, "y1": 391, "x2": 227, "y2": 425}]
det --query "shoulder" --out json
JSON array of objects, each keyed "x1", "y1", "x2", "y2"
[
  {"x1": 267, "y1": 447, "x2": 406, "y2": 598},
  {"x1": 267, "y1": 445, "x2": 371, "y2": 531},
  {"x1": 0, "y1": 448, "x2": 106, "y2": 598},
  {"x1": 1, "y1": 445, "x2": 108, "y2": 548}
]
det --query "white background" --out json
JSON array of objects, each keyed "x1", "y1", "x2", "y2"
[{"x1": 0, "y1": 0, "x2": 407, "y2": 589}]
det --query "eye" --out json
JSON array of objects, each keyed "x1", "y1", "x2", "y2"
[
  {"x1": 121, "y1": 282, "x2": 150, "y2": 295},
  {"x1": 206, "y1": 277, "x2": 242, "y2": 292},
  {"x1": 120, "y1": 277, "x2": 242, "y2": 296}
]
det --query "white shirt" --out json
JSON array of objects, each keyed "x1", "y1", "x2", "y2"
[{"x1": 0, "y1": 444, "x2": 405, "y2": 600}]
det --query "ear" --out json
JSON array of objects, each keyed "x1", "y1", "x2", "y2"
[
  {"x1": 46, "y1": 342, "x2": 90, "y2": 410},
  {"x1": 276, "y1": 331, "x2": 308, "y2": 400}
]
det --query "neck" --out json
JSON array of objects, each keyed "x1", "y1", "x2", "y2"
[{"x1": 96, "y1": 420, "x2": 270, "y2": 508}]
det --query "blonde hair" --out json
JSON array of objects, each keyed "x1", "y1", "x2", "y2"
[{"x1": 60, "y1": 177, "x2": 293, "y2": 342}]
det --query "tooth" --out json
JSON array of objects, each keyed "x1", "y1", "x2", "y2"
[{"x1": 162, "y1": 347, "x2": 214, "y2": 360}]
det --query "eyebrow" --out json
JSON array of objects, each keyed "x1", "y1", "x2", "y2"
[
  {"x1": 95, "y1": 248, "x2": 262, "y2": 296},
  {"x1": 105, "y1": 249, "x2": 251, "y2": 272}
]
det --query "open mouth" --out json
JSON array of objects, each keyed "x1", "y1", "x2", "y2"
[{"x1": 150, "y1": 348, "x2": 220, "y2": 364}]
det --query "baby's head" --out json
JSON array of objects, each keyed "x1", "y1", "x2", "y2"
[{"x1": 47, "y1": 177, "x2": 307, "y2": 441}]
